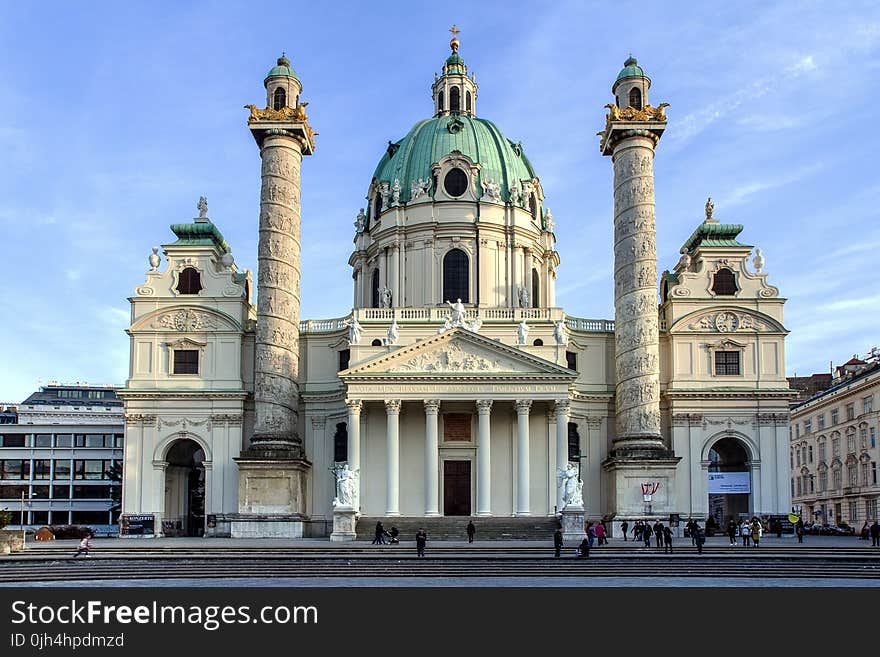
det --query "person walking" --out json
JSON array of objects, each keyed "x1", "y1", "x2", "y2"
[
  {"x1": 373, "y1": 521, "x2": 388, "y2": 545},
  {"x1": 740, "y1": 520, "x2": 751, "y2": 547},
  {"x1": 750, "y1": 517, "x2": 762, "y2": 547},
  {"x1": 653, "y1": 521, "x2": 664, "y2": 550},
  {"x1": 586, "y1": 522, "x2": 597, "y2": 549},
  {"x1": 621, "y1": 520, "x2": 629, "y2": 541},
  {"x1": 663, "y1": 525, "x2": 673, "y2": 554},
  {"x1": 795, "y1": 517, "x2": 805, "y2": 544},
  {"x1": 416, "y1": 528, "x2": 427, "y2": 557},
  {"x1": 554, "y1": 528, "x2": 564, "y2": 557},
  {"x1": 870, "y1": 520, "x2": 880, "y2": 548},
  {"x1": 72, "y1": 532, "x2": 93, "y2": 558},
  {"x1": 687, "y1": 518, "x2": 697, "y2": 545},
  {"x1": 695, "y1": 526, "x2": 705, "y2": 554},
  {"x1": 643, "y1": 521, "x2": 652, "y2": 548},
  {"x1": 633, "y1": 521, "x2": 642, "y2": 543},
  {"x1": 727, "y1": 519, "x2": 737, "y2": 546},
  {"x1": 466, "y1": 520, "x2": 476, "y2": 544},
  {"x1": 595, "y1": 521, "x2": 606, "y2": 546}
]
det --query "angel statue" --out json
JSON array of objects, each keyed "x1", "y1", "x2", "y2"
[
  {"x1": 557, "y1": 462, "x2": 583, "y2": 509},
  {"x1": 332, "y1": 463, "x2": 358, "y2": 508},
  {"x1": 197, "y1": 196, "x2": 208, "y2": 219},
  {"x1": 704, "y1": 197, "x2": 715, "y2": 222},
  {"x1": 354, "y1": 208, "x2": 367, "y2": 233},
  {"x1": 346, "y1": 317, "x2": 363, "y2": 345},
  {"x1": 446, "y1": 298, "x2": 466, "y2": 326}
]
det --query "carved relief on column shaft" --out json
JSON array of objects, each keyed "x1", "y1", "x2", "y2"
[
  {"x1": 611, "y1": 137, "x2": 662, "y2": 443},
  {"x1": 251, "y1": 134, "x2": 305, "y2": 454}
]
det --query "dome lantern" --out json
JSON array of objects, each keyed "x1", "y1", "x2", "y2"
[
  {"x1": 263, "y1": 52, "x2": 302, "y2": 110},
  {"x1": 432, "y1": 25, "x2": 478, "y2": 118},
  {"x1": 612, "y1": 55, "x2": 651, "y2": 110}
]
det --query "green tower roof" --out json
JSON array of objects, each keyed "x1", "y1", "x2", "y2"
[
  {"x1": 615, "y1": 56, "x2": 650, "y2": 84},
  {"x1": 264, "y1": 54, "x2": 299, "y2": 84},
  {"x1": 681, "y1": 222, "x2": 749, "y2": 253},
  {"x1": 371, "y1": 114, "x2": 538, "y2": 205},
  {"x1": 169, "y1": 221, "x2": 231, "y2": 253}
]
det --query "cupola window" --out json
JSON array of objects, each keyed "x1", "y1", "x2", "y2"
[
  {"x1": 629, "y1": 87, "x2": 642, "y2": 110},
  {"x1": 443, "y1": 168, "x2": 468, "y2": 197},
  {"x1": 273, "y1": 87, "x2": 286, "y2": 111},
  {"x1": 531, "y1": 269, "x2": 540, "y2": 308},
  {"x1": 466, "y1": 90, "x2": 472, "y2": 113},
  {"x1": 443, "y1": 249, "x2": 469, "y2": 303},
  {"x1": 529, "y1": 194, "x2": 538, "y2": 221},
  {"x1": 450, "y1": 86, "x2": 461, "y2": 113},
  {"x1": 711, "y1": 268, "x2": 737, "y2": 296},
  {"x1": 438, "y1": 90, "x2": 445, "y2": 112},
  {"x1": 371, "y1": 269, "x2": 381, "y2": 308},
  {"x1": 373, "y1": 192, "x2": 382, "y2": 222},
  {"x1": 176, "y1": 267, "x2": 202, "y2": 295}
]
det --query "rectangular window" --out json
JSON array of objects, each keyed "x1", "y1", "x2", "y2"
[
  {"x1": 796, "y1": 450, "x2": 801, "y2": 467},
  {"x1": 818, "y1": 443, "x2": 826, "y2": 462},
  {"x1": 796, "y1": 478, "x2": 802, "y2": 496},
  {"x1": 818, "y1": 414, "x2": 826, "y2": 430},
  {"x1": 0, "y1": 434, "x2": 26, "y2": 447},
  {"x1": 861, "y1": 427, "x2": 868, "y2": 450},
  {"x1": 833, "y1": 469, "x2": 842, "y2": 489},
  {"x1": 51, "y1": 484, "x2": 70, "y2": 499},
  {"x1": 805, "y1": 420, "x2": 812, "y2": 434},
  {"x1": 809, "y1": 475, "x2": 815, "y2": 493},
  {"x1": 32, "y1": 460, "x2": 51, "y2": 480},
  {"x1": 871, "y1": 427, "x2": 876, "y2": 449},
  {"x1": 54, "y1": 434, "x2": 72, "y2": 448},
  {"x1": 71, "y1": 511, "x2": 110, "y2": 525},
  {"x1": 846, "y1": 404, "x2": 855, "y2": 421},
  {"x1": 338, "y1": 349, "x2": 350, "y2": 372},
  {"x1": 864, "y1": 396, "x2": 874, "y2": 414},
  {"x1": 873, "y1": 462, "x2": 877, "y2": 486},
  {"x1": 808, "y1": 445, "x2": 813, "y2": 463},
  {"x1": 862, "y1": 463, "x2": 870, "y2": 486},
  {"x1": 53, "y1": 460, "x2": 71, "y2": 480},
  {"x1": 714, "y1": 351, "x2": 740, "y2": 375},
  {"x1": 34, "y1": 434, "x2": 52, "y2": 448},
  {"x1": 85, "y1": 434, "x2": 105, "y2": 448},
  {"x1": 72, "y1": 485, "x2": 112, "y2": 499},
  {"x1": 30, "y1": 485, "x2": 49, "y2": 499},
  {"x1": 113, "y1": 434, "x2": 124, "y2": 448},
  {"x1": 30, "y1": 510, "x2": 49, "y2": 526},
  {"x1": 848, "y1": 465, "x2": 857, "y2": 487},
  {"x1": 847, "y1": 435, "x2": 856, "y2": 454},
  {"x1": 795, "y1": 424, "x2": 801, "y2": 439},
  {"x1": 0, "y1": 460, "x2": 29, "y2": 479},
  {"x1": 849, "y1": 501, "x2": 858, "y2": 523},
  {"x1": 867, "y1": 499, "x2": 878, "y2": 520},
  {"x1": 0, "y1": 484, "x2": 28, "y2": 499},
  {"x1": 173, "y1": 349, "x2": 199, "y2": 375},
  {"x1": 73, "y1": 460, "x2": 107, "y2": 480},
  {"x1": 832, "y1": 408, "x2": 840, "y2": 425},
  {"x1": 819, "y1": 472, "x2": 827, "y2": 491},
  {"x1": 833, "y1": 438, "x2": 840, "y2": 457}
]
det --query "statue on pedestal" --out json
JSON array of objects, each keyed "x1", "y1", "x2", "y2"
[
  {"x1": 557, "y1": 462, "x2": 583, "y2": 509},
  {"x1": 346, "y1": 317, "x2": 363, "y2": 345},
  {"x1": 332, "y1": 463, "x2": 358, "y2": 508}
]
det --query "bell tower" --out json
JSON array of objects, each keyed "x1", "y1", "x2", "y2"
[{"x1": 233, "y1": 53, "x2": 316, "y2": 538}]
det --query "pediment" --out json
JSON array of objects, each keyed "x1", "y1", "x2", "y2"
[
  {"x1": 131, "y1": 306, "x2": 241, "y2": 332},
  {"x1": 340, "y1": 328, "x2": 575, "y2": 379},
  {"x1": 670, "y1": 308, "x2": 786, "y2": 334}
]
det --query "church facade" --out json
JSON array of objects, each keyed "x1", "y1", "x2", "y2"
[{"x1": 118, "y1": 37, "x2": 793, "y2": 538}]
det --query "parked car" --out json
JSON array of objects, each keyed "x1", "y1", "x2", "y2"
[{"x1": 822, "y1": 524, "x2": 855, "y2": 536}]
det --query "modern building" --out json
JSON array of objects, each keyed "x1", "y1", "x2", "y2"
[
  {"x1": 120, "y1": 37, "x2": 794, "y2": 538},
  {"x1": 790, "y1": 353, "x2": 880, "y2": 528},
  {"x1": 0, "y1": 383, "x2": 124, "y2": 533}
]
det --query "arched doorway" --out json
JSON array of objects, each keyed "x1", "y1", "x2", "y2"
[
  {"x1": 707, "y1": 437, "x2": 751, "y2": 527},
  {"x1": 163, "y1": 439, "x2": 206, "y2": 537}
]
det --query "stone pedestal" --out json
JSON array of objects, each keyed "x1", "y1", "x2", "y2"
[
  {"x1": 602, "y1": 459, "x2": 679, "y2": 518},
  {"x1": 231, "y1": 458, "x2": 310, "y2": 538},
  {"x1": 329, "y1": 506, "x2": 357, "y2": 542},
  {"x1": 561, "y1": 505, "x2": 586, "y2": 543}
]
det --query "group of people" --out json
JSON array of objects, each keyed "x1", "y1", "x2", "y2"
[
  {"x1": 859, "y1": 520, "x2": 880, "y2": 546},
  {"x1": 724, "y1": 517, "x2": 764, "y2": 547},
  {"x1": 372, "y1": 520, "x2": 480, "y2": 555}
]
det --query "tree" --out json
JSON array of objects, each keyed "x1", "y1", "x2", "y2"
[{"x1": 104, "y1": 460, "x2": 123, "y2": 523}]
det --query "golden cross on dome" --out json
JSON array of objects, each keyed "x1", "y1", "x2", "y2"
[{"x1": 449, "y1": 24, "x2": 460, "y2": 38}]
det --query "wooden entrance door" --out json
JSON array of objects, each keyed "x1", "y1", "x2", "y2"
[{"x1": 443, "y1": 460, "x2": 471, "y2": 516}]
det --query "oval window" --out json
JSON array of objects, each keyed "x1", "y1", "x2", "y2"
[{"x1": 444, "y1": 168, "x2": 468, "y2": 197}]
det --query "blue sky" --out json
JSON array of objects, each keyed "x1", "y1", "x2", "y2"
[{"x1": 0, "y1": 1, "x2": 878, "y2": 401}]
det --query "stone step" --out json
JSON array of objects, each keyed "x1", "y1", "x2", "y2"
[{"x1": 356, "y1": 516, "x2": 561, "y2": 540}]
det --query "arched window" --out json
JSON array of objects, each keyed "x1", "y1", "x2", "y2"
[
  {"x1": 629, "y1": 87, "x2": 642, "y2": 110},
  {"x1": 373, "y1": 191, "x2": 382, "y2": 222},
  {"x1": 450, "y1": 86, "x2": 461, "y2": 113},
  {"x1": 529, "y1": 194, "x2": 538, "y2": 220},
  {"x1": 273, "y1": 87, "x2": 286, "y2": 111},
  {"x1": 370, "y1": 338, "x2": 382, "y2": 347},
  {"x1": 531, "y1": 268, "x2": 539, "y2": 308},
  {"x1": 176, "y1": 267, "x2": 202, "y2": 295},
  {"x1": 443, "y1": 249, "x2": 469, "y2": 303},
  {"x1": 333, "y1": 423, "x2": 348, "y2": 463},
  {"x1": 711, "y1": 268, "x2": 737, "y2": 295},
  {"x1": 371, "y1": 269, "x2": 381, "y2": 308},
  {"x1": 532, "y1": 339, "x2": 544, "y2": 346},
  {"x1": 466, "y1": 90, "x2": 472, "y2": 113},
  {"x1": 438, "y1": 90, "x2": 445, "y2": 112}
]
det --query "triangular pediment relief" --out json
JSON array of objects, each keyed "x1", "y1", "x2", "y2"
[{"x1": 340, "y1": 329, "x2": 574, "y2": 378}]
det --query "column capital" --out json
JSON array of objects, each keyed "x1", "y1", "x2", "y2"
[
  {"x1": 476, "y1": 399, "x2": 494, "y2": 414},
  {"x1": 515, "y1": 399, "x2": 533, "y2": 414},
  {"x1": 345, "y1": 399, "x2": 363, "y2": 413},
  {"x1": 384, "y1": 399, "x2": 402, "y2": 415},
  {"x1": 423, "y1": 399, "x2": 441, "y2": 414},
  {"x1": 554, "y1": 399, "x2": 571, "y2": 413}
]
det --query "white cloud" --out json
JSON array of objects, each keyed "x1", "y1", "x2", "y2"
[{"x1": 716, "y1": 162, "x2": 825, "y2": 209}]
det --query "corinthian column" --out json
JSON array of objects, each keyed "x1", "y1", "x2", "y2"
[{"x1": 249, "y1": 132, "x2": 305, "y2": 456}]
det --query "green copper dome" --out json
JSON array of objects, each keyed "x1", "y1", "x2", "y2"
[
  {"x1": 264, "y1": 54, "x2": 299, "y2": 84},
  {"x1": 615, "y1": 56, "x2": 649, "y2": 84},
  {"x1": 371, "y1": 114, "x2": 538, "y2": 204}
]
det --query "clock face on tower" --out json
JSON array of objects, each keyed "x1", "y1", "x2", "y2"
[{"x1": 715, "y1": 312, "x2": 739, "y2": 332}]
